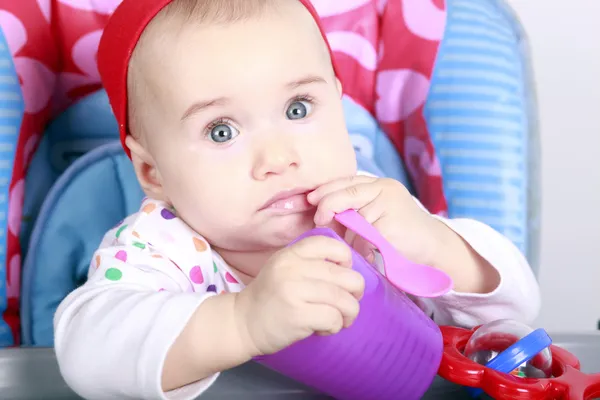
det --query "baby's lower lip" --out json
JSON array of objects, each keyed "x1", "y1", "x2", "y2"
[{"x1": 265, "y1": 193, "x2": 313, "y2": 214}]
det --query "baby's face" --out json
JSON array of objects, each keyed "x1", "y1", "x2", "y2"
[{"x1": 135, "y1": 1, "x2": 356, "y2": 252}]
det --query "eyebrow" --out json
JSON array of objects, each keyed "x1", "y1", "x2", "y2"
[
  {"x1": 181, "y1": 97, "x2": 229, "y2": 121},
  {"x1": 287, "y1": 75, "x2": 327, "y2": 89},
  {"x1": 181, "y1": 76, "x2": 327, "y2": 121}
]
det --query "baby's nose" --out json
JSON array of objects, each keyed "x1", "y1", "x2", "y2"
[{"x1": 251, "y1": 135, "x2": 300, "y2": 179}]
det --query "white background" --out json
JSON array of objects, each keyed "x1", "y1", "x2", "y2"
[{"x1": 505, "y1": 0, "x2": 600, "y2": 332}]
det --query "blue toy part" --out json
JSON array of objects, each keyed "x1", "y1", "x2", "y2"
[
  {"x1": 342, "y1": 95, "x2": 413, "y2": 192},
  {"x1": 468, "y1": 328, "x2": 552, "y2": 398},
  {"x1": 425, "y1": 0, "x2": 540, "y2": 272},
  {"x1": 0, "y1": 28, "x2": 25, "y2": 346},
  {"x1": 21, "y1": 141, "x2": 144, "y2": 346},
  {"x1": 20, "y1": 90, "x2": 119, "y2": 259}
]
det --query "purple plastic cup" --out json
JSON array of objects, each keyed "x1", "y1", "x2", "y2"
[{"x1": 254, "y1": 227, "x2": 444, "y2": 399}]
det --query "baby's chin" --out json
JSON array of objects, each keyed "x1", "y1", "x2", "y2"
[
  {"x1": 193, "y1": 211, "x2": 317, "y2": 252},
  {"x1": 255, "y1": 210, "x2": 317, "y2": 247}
]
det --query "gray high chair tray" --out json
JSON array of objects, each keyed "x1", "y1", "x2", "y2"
[{"x1": 1, "y1": 333, "x2": 599, "y2": 399}]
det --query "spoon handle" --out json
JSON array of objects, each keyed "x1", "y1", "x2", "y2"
[
  {"x1": 334, "y1": 209, "x2": 397, "y2": 258},
  {"x1": 334, "y1": 209, "x2": 453, "y2": 297}
]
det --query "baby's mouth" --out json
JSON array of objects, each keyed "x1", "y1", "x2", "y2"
[{"x1": 259, "y1": 188, "x2": 315, "y2": 214}]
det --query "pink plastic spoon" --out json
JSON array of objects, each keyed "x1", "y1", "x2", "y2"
[{"x1": 334, "y1": 209, "x2": 453, "y2": 298}]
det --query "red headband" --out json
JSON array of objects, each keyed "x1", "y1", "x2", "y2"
[{"x1": 98, "y1": 0, "x2": 338, "y2": 158}]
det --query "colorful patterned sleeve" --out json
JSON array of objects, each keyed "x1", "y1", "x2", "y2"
[
  {"x1": 87, "y1": 227, "x2": 195, "y2": 294},
  {"x1": 54, "y1": 201, "x2": 224, "y2": 400}
]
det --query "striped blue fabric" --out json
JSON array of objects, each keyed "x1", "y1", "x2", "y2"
[
  {"x1": 0, "y1": 28, "x2": 24, "y2": 346},
  {"x1": 425, "y1": 0, "x2": 537, "y2": 268}
]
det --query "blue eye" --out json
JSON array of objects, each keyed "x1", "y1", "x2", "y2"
[
  {"x1": 286, "y1": 100, "x2": 312, "y2": 120},
  {"x1": 208, "y1": 123, "x2": 239, "y2": 143}
]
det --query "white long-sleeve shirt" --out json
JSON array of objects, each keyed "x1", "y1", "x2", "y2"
[{"x1": 54, "y1": 196, "x2": 540, "y2": 400}]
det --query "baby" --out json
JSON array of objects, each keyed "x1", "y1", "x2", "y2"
[{"x1": 54, "y1": 0, "x2": 541, "y2": 399}]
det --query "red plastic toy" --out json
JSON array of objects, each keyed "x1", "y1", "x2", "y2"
[{"x1": 439, "y1": 326, "x2": 600, "y2": 400}]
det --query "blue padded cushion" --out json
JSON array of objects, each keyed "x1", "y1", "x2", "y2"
[
  {"x1": 21, "y1": 90, "x2": 119, "y2": 260},
  {"x1": 426, "y1": 0, "x2": 538, "y2": 265},
  {"x1": 21, "y1": 142, "x2": 144, "y2": 346}
]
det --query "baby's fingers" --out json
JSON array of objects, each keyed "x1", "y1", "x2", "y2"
[
  {"x1": 313, "y1": 183, "x2": 383, "y2": 226},
  {"x1": 297, "y1": 261, "x2": 365, "y2": 301},
  {"x1": 307, "y1": 175, "x2": 377, "y2": 205},
  {"x1": 290, "y1": 236, "x2": 352, "y2": 267},
  {"x1": 303, "y1": 304, "x2": 345, "y2": 336},
  {"x1": 302, "y1": 281, "x2": 360, "y2": 328}
]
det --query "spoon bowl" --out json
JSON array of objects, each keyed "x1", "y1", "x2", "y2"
[{"x1": 334, "y1": 209, "x2": 453, "y2": 298}]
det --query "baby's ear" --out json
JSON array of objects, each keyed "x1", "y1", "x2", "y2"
[{"x1": 126, "y1": 135, "x2": 169, "y2": 202}]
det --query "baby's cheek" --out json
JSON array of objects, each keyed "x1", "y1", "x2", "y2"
[
  {"x1": 184, "y1": 184, "x2": 243, "y2": 223},
  {"x1": 175, "y1": 198, "x2": 227, "y2": 241},
  {"x1": 325, "y1": 138, "x2": 358, "y2": 177}
]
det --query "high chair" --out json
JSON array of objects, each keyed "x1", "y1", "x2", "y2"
[{"x1": 0, "y1": 0, "x2": 539, "y2": 348}]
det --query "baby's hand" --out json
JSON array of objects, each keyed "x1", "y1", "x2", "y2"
[
  {"x1": 308, "y1": 176, "x2": 445, "y2": 267},
  {"x1": 308, "y1": 176, "x2": 500, "y2": 294},
  {"x1": 233, "y1": 236, "x2": 365, "y2": 356}
]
